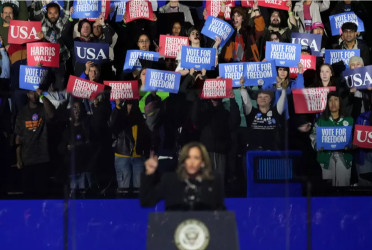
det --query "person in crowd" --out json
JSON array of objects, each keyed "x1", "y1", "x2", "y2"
[
  {"x1": 140, "y1": 142, "x2": 225, "y2": 210},
  {"x1": 170, "y1": 21, "x2": 184, "y2": 37},
  {"x1": 293, "y1": 0, "x2": 330, "y2": 33},
  {"x1": 14, "y1": 88, "x2": 55, "y2": 197},
  {"x1": 159, "y1": 0, "x2": 194, "y2": 26},
  {"x1": 335, "y1": 22, "x2": 370, "y2": 65},
  {"x1": 240, "y1": 79, "x2": 287, "y2": 150},
  {"x1": 311, "y1": 63, "x2": 337, "y2": 88},
  {"x1": 109, "y1": 99, "x2": 150, "y2": 195},
  {"x1": 310, "y1": 91, "x2": 353, "y2": 187},
  {"x1": 222, "y1": 1, "x2": 265, "y2": 62}
]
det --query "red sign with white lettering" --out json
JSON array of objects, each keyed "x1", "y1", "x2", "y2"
[
  {"x1": 289, "y1": 55, "x2": 316, "y2": 79},
  {"x1": 8, "y1": 20, "x2": 42, "y2": 45},
  {"x1": 292, "y1": 87, "x2": 336, "y2": 114},
  {"x1": 104, "y1": 80, "x2": 140, "y2": 101},
  {"x1": 258, "y1": 0, "x2": 289, "y2": 11},
  {"x1": 241, "y1": 0, "x2": 254, "y2": 7},
  {"x1": 66, "y1": 75, "x2": 104, "y2": 100},
  {"x1": 159, "y1": 35, "x2": 189, "y2": 59},
  {"x1": 353, "y1": 125, "x2": 372, "y2": 149},
  {"x1": 206, "y1": 0, "x2": 235, "y2": 20},
  {"x1": 125, "y1": 0, "x2": 154, "y2": 22},
  {"x1": 201, "y1": 78, "x2": 233, "y2": 99},
  {"x1": 27, "y1": 42, "x2": 60, "y2": 68}
]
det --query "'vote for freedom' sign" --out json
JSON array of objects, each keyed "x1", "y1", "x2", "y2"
[
  {"x1": 159, "y1": 35, "x2": 188, "y2": 59},
  {"x1": 201, "y1": 78, "x2": 232, "y2": 99},
  {"x1": 71, "y1": 0, "x2": 101, "y2": 19},
  {"x1": 265, "y1": 42, "x2": 301, "y2": 67},
  {"x1": 8, "y1": 20, "x2": 42, "y2": 44},
  {"x1": 27, "y1": 42, "x2": 60, "y2": 68},
  {"x1": 316, "y1": 126, "x2": 353, "y2": 150},
  {"x1": 343, "y1": 65, "x2": 372, "y2": 90},
  {"x1": 258, "y1": 0, "x2": 289, "y2": 11},
  {"x1": 244, "y1": 60, "x2": 277, "y2": 86},
  {"x1": 329, "y1": 12, "x2": 364, "y2": 36},
  {"x1": 123, "y1": 50, "x2": 159, "y2": 72},
  {"x1": 180, "y1": 46, "x2": 216, "y2": 70},
  {"x1": 219, "y1": 63, "x2": 244, "y2": 87},
  {"x1": 292, "y1": 86, "x2": 336, "y2": 114},
  {"x1": 324, "y1": 49, "x2": 360, "y2": 66},
  {"x1": 201, "y1": 15, "x2": 234, "y2": 48},
  {"x1": 66, "y1": 75, "x2": 105, "y2": 100},
  {"x1": 104, "y1": 80, "x2": 139, "y2": 101},
  {"x1": 125, "y1": 0, "x2": 154, "y2": 23},
  {"x1": 353, "y1": 125, "x2": 372, "y2": 149},
  {"x1": 19, "y1": 65, "x2": 48, "y2": 91},
  {"x1": 289, "y1": 54, "x2": 316, "y2": 79},
  {"x1": 144, "y1": 69, "x2": 181, "y2": 93},
  {"x1": 291, "y1": 32, "x2": 322, "y2": 57},
  {"x1": 111, "y1": 0, "x2": 127, "y2": 22},
  {"x1": 87, "y1": 0, "x2": 111, "y2": 21},
  {"x1": 74, "y1": 42, "x2": 109, "y2": 64}
]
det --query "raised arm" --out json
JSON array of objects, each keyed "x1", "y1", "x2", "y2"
[{"x1": 276, "y1": 88, "x2": 286, "y2": 115}]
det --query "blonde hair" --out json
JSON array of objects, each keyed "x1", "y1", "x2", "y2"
[{"x1": 177, "y1": 142, "x2": 213, "y2": 180}]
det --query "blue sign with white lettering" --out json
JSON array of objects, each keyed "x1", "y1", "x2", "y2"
[
  {"x1": 42, "y1": 1, "x2": 64, "y2": 13},
  {"x1": 342, "y1": 65, "x2": 372, "y2": 90},
  {"x1": 316, "y1": 126, "x2": 352, "y2": 150},
  {"x1": 19, "y1": 65, "x2": 49, "y2": 90},
  {"x1": 144, "y1": 69, "x2": 181, "y2": 93},
  {"x1": 244, "y1": 60, "x2": 277, "y2": 87},
  {"x1": 180, "y1": 46, "x2": 216, "y2": 70},
  {"x1": 329, "y1": 12, "x2": 365, "y2": 36},
  {"x1": 219, "y1": 63, "x2": 245, "y2": 87},
  {"x1": 201, "y1": 15, "x2": 234, "y2": 48},
  {"x1": 110, "y1": 0, "x2": 127, "y2": 22},
  {"x1": 291, "y1": 32, "x2": 322, "y2": 57},
  {"x1": 123, "y1": 50, "x2": 160, "y2": 72},
  {"x1": 71, "y1": 0, "x2": 101, "y2": 19},
  {"x1": 324, "y1": 49, "x2": 360, "y2": 67},
  {"x1": 265, "y1": 42, "x2": 301, "y2": 67},
  {"x1": 74, "y1": 42, "x2": 109, "y2": 64}
]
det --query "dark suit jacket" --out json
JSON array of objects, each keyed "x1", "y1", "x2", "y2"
[{"x1": 140, "y1": 172, "x2": 225, "y2": 211}]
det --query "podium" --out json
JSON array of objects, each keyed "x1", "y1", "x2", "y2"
[{"x1": 146, "y1": 211, "x2": 239, "y2": 250}]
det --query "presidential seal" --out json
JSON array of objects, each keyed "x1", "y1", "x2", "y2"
[
  {"x1": 174, "y1": 219, "x2": 210, "y2": 250},
  {"x1": 257, "y1": 79, "x2": 264, "y2": 86}
]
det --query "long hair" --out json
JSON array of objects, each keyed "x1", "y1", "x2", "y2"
[
  {"x1": 314, "y1": 63, "x2": 336, "y2": 88},
  {"x1": 276, "y1": 67, "x2": 290, "y2": 89},
  {"x1": 322, "y1": 91, "x2": 344, "y2": 121},
  {"x1": 177, "y1": 142, "x2": 213, "y2": 181}
]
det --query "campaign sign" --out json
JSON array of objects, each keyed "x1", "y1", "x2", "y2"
[
  {"x1": 71, "y1": 0, "x2": 101, "y2": 19},
  {"x1": 244, "y1": 60, "x2": 277, "y2": 87},
  {"x1": 206, "y1": 0, "x2": 235, "y2": 20},
  {"x1": 343, "y1": 65, "x2": 372, "y2": 90},
  {"x1": 180, "y1": 46, "x2": 216, "y2": 70},
  {"x1": 316, "y1": 126, "x2": 352, "y2": 150},
  {"x1": 329, "y1": 12, "x2": 365, "y2": 36},
  {"x1": 159, "y1": 35, "x2": 189, "y2": 59},
  {"x1": 8, "y1": 20, "x2": 42, "y2": 45},
  {"x1": 201, "y1": 78, "x2": 232, "y2": 99},
  {"x1": 87, "y1": 0, "x2": 111, "y2": 21},
  {"x1": 265, "y1": 42, "x2": 301, "y2": 67},
  {"x1": 123, "y1": 50, "x2": 159, "y2": 72},
  {"x1": 219, "y1": 63, "x2": 245, "y2": 87},
  {"x1": 289, "y1": 54, "x2": 316, "y2": 79},
  {"x1": 353, "y1": 125, "x2": 372, "y2": 149},
  {"x1": 258, "y1": 0, "x2": 289, "y2": 11},
  {"x1": 144, "y1": 69, "x2": 181, "y2": 93},
  {"x1": 241, "y1": 0, "x2": 254, "y2": 7},
  {"x1": 66, "y1": 75, "x2": 105, "y2": 100},
  {"x1": 292, "y1": 87, "x2": 336, "y2": 114},
  {"x1": 27, "y1": 42, "x2": 60, "y2": 68},
  {"x1": 42, "y1": 1, "x2": 64, "y2": 13},
  {"x1": 324, "y1": 49, "x2": 360, "y2": 66},
  {"x1": 111, "y1": 0, "x2": 127, "y2": 22},
  {"x1": 19, "y1": 65, "x2": 48, "y2": 91},
  {"x1": 201, "y1": 15, "x2": 234, "y2": 48},
  {"x1": 125, "y1": 0, "x2": 154, "y2": 22},
  {"x1": 74, "y1": 42, "x2": 109, "y2": 65},
  {"x1": 104, "y1": 80, "x2": 139, "y2": 101},
  {"x1": 291, "y1": 32, "x2": 322, "y2": 57}
]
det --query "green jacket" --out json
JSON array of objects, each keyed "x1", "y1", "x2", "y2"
[{"x1": 310, "y1": 116, "x2": 354, "y2": 169}]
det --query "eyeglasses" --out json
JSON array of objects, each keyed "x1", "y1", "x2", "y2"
[{"x1": 138, "y1": 40, "x2": 150, "y2": 44}]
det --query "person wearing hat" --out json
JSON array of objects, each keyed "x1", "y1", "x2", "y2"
[
  {"x1": 336, "y1": 22, "x2": 370, "y2": 65},
  {"x1": 310, "y1": 91, "x2": 353, "y2": 187},
  {"x1": 311, "y1": 22, "x2": 331, "y2": 55},
  {"x1": 240, "y1": 79, "x2": 287, "y2": 150},
  {"x1": 293, "y1": 0, "x2": 330, "y2": 33}
]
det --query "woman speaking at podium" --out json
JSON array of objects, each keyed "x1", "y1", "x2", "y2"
[{"x1": 140, "y1": 142, "x2": 225, "y2": 210}]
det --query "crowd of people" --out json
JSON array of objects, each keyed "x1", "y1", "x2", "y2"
[{"x1": 0, "y1": 0, "x2": 371, "y2": 199}]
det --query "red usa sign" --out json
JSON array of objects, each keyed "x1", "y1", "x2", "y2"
[
  {"x1": 27, "y1": 42, "x2": 60, "y2": 68},
  {"x1": 353, "y1": 125, "x2": 372, "y2": 149},
  {"x1": 8, "y1": 20, "x2": 42, "y2": 44},
  {"x1": 104, "y1": 80, "x2": 140, "y2": 101},
  {"x1": 66, "y1": 75, "x2": 104, "y2": 100}
]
